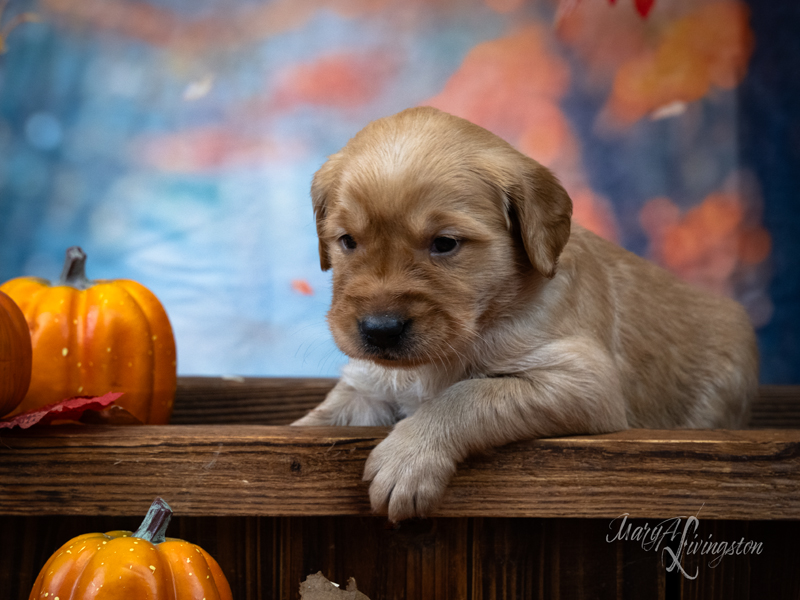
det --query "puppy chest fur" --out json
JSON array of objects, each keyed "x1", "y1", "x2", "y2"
[{"x1": 294, "y1": 106, "x2": 759, "y2": 521}]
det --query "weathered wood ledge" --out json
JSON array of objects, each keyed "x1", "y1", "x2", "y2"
[
  {"x1": 167, "y1": 377, "x2": 800, "y2": 429},
  {"x1": 1, "y1": 378, "x2": 798, "y2": 520},
  {"x1": 1, "y1": 425, "x2": 798, "y2": 520}
]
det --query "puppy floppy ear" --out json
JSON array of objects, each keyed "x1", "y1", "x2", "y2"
[
  {"x1": 310, "y1": 153, "x2": 343, "y2": 271},
  {"x1": 481, "y1": 151, "x2": 572, "y2": 278}
]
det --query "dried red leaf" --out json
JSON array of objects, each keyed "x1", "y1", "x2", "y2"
[
  {"x1": 634, "y1": 0, "x2": 655, "y2": 17},
  {"x1": 0, "y1": 392, "x2": 124, "y2": 430},
  {"x1": 604, "y1": 0, "x2": 655, "y2": 16}
]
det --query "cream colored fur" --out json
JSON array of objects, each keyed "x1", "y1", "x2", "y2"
[{"x1": 293, "y1": 106, "x2": 759, "y2": 522}]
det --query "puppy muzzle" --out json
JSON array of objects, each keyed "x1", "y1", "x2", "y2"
[{"x1": 359, "y1": 314, "x2": 411, "y2": 353}]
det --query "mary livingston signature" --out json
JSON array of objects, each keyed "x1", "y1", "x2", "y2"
[{"x1": 606, "y1": 506, "x2": 763, "y2": 579}]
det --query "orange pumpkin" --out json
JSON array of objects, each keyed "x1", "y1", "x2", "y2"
[
  {"x1": 28, "y1": 497, "x2": 233, "y2": 600},
  {"x1": 0, "y1": 289, "x2": 32, "y2": 416},
  {"x1": 0, "y1": 247, "x2": 176, "y2": 423}
]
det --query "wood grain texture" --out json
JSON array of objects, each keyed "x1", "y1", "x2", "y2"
[
  {"x1": 171, "y1": 377, "x2": 337, "y2": 425},
  {"x1": 170, "y1": 377, "x2": 800, "y2": 429},
  {"x1": 749, "y1": 386, "x2": 800, "y2": 428},
  {"x1": 3, "y1": 515, "x2": 798, "y2": 600},
  {"x1": 170, "y1": 378, "x2": 800, "y2": 428},
  {"x1": 3, "y1": 380, "x2": 800, "y2": 600},
  {"x1": 1, "y1": 426, "x2": 798, "y2": 520}
]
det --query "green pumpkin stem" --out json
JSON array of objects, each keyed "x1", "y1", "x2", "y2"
[
  {"x1": 132, "y1": 497, "x2": 173, "y2": 544},
  {"x1": 58, "y1": 246, "x2": 93, "y2": 290}
]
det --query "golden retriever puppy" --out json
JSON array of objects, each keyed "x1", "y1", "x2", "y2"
[{"x1": 293, "y1": 106, "x2": 759, "y2": 522}]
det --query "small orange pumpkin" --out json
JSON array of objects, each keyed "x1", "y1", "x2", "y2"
[
  {"x1": 28, "y1": 497, "x2": 233, "y2": 600},
  {"x1": 0, "y1": 289, "x2": 32, "y2": 416},
  {"x1": 0, "y1": 247, "x2": 177, "y2": 423}
]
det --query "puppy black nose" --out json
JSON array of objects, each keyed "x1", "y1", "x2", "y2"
[{"x1": 359, "y1": 315, "x2": 409, "y2": 350}]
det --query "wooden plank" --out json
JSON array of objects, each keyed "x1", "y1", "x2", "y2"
[
  {"x1": 284, "y1": 517, "x2": 469, "y2": 600},
  {"x1": 749, "y1": 385, "x2": 800, "y2": 429},
  {"x1": 170, "y1": 377, "x2": 800, "y2": 429},
  {"x1": 171, "y1": 376, "x2": 337, "y2": 425},
  {"x1": 4, "y1": 515, "x2": 799, "y2": 600},
  {"x1": 1, "y1": 426, "x2": 798, "y2": 520}
]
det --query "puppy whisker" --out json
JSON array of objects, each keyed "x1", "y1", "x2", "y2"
[{"x1": 441, "y1": 340, "x2": 468, "y2": 374}]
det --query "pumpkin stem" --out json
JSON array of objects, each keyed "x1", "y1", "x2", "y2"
[
  {"x1": 132, "y1": 497, "x2": 173, "y2": 544},
  {"x1": 58, "y1": 246, "x2": 92, "y2": 290}
]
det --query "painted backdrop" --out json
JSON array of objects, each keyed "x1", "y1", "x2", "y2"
[{"x1": 0, "y1": 0, "x2": 797, "y2": 381}]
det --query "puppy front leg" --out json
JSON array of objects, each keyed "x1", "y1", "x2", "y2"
[
  {"x1": 292, "y1": 378, "x2": 397, "y2": 426},
  {"x1": 365, "y1": 350, "x2": 628, "y2": 521}
]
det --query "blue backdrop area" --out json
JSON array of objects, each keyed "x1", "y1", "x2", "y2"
[{"x1": 739, "y1": 2, "x2": 800, "y2": 383}]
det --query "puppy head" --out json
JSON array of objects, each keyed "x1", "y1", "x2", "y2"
[{"x1": 313, "y1": 106, "x2": 572, "y2": 367}]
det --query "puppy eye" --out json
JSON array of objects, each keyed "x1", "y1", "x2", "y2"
[
  {"x1": 339, "y1": 234, "x2": 357, "y2": 251},
  {"x1": 431, "y1": 236, "x2": 459, "y2": 255}
]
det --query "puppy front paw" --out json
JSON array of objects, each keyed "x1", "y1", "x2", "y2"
[{"x1": 363, "y1": 422, "x2": 457, "y2": 522}]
